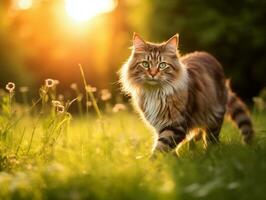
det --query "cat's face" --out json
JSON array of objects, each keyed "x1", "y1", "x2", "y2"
[{"x1": 125, "y1": 33, "x2": 182, "y2": 90}]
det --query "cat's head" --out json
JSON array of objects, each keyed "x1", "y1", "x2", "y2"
[{"x1": 121, "y1": 33, "x2": 186, "y2": 94}]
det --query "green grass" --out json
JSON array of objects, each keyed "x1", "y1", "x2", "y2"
[{"x1": 1, "y1": 87, "x2": 266, "y2": 200}]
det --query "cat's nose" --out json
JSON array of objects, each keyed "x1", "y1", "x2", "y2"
[{"x1": 149, "y1": 67, "x2": 158, "y2": 78}]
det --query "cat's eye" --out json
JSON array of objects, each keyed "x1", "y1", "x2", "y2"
[
  {"x1": 141, "y1": 61, "x2": 150, "y2": 68},
  {"x1": 159, "y1": 62, "x2": 168, "y2": 69}
]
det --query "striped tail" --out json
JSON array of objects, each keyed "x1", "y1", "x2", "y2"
[{"x1": 226, "y1": 81, "x2": 254, "y2": 144}]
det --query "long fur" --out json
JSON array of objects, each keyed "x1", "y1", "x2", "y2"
[{"x1": 120, "y1": 35, "x2": 254, "y2": 153}]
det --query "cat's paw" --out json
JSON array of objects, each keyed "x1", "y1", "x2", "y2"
[{"x1": 154, "y1": 141, "x2": 172, "y2": 152}]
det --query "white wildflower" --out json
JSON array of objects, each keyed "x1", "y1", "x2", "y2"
[
  {"x1": 5, "y1": 82, "x2": 15, "y2": 92},
  {"x1": 86, "y1": 85, "x2": 97, "y2": 93},
  {"x1": 45, "y1": 79, "x2": 55, "y2": 88},
  {"x1": 100, "y1": 89, "x2": 111, "y2": 101},
  {"x1": 70, "y1": 83, "x2": 78, "y2": 90}
]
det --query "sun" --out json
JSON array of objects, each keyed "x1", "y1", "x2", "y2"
[{"x1": 65, "y1": 0, "x2": 116, "y2": 22}]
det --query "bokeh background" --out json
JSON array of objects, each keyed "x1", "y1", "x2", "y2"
[{"x1": 0, "y1": 0, "x2": 265, "y2": 102}]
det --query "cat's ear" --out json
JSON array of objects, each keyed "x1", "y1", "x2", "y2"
[
  {"x1": 165, "y1": 34, "x2": 179, "y2": 54},
  {"x1": 133, "y1": 33, "x2": 146, "y2": 52}
]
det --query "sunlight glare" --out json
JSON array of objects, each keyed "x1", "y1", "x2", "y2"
[
  {"x1": 65, "y1": 0, "x2": 116, "y2": 22},
  {"x1": 14, "y1": 0, "x2": 32, "y2": 10}
]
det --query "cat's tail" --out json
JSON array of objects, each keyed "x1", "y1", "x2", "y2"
[{"x1": 226, "y1": 80, "x2": 254, "y2": 144}]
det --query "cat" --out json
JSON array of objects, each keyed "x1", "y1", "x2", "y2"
[{"x1": 120, "y1": 33, "x2": 254, "y2": 154}]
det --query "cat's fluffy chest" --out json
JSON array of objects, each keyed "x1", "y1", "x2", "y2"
[{"x1": 135, "y1": 90, "x2": 187, "y2": 131}]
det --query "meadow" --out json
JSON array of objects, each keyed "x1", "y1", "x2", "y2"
[
  {"x1": 1, "y1": 0, "x2": 266, "y2": 199},
  {"x1": 0, "y1": 78, "x2": 266, "y2": 200}
]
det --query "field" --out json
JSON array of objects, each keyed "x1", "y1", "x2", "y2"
[
  {"x1": 1, "y1": 0, "x2": 266, "y2": 199},
  {"x1": 0, "y1": 83, "x2": 266, "y2": 200}
]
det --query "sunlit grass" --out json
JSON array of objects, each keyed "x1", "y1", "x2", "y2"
[{"x1": 0, "y1": 79, "x2": 266, "y2": 200}]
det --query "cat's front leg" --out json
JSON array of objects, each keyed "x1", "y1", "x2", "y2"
[{"x1": 153, "y1": 126, "x2": 187, "y2": 154}]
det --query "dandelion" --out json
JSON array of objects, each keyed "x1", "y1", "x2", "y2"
[
  {"x1": 19, "y1": 86, "x2": 28, "y2": 93},
  {"x1": 86, "y1": 101, "x2": 92, "y2": 107},
  {"x1": 86, "y1": 85, "x2": 97, "y2": 93},
  {"x1": 6, "y1": 82, "x2": 15, "y2": 92},
  {"x1": 45, "y1": 79, "x2": 55, "y2": 88},
  {"x1": 70, "y1": 83, "x2": 78, "y2": 90},
  {"x1": 112, "y1": 103, "x2": 126, "y2": 113},
  {"x1": 100, "y1": 89, "x2": 112, "y2": 101}
]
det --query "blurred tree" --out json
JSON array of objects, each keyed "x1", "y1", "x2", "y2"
[
  {"x1": 1, "y1": 0, "x2": 265, "y2": 102},
  {"x1": 0, "y1": 0, "x2": 35, "y2": 90},
  {"x1": 144, "y1": 0, "x2": 266, "y2": 100}
]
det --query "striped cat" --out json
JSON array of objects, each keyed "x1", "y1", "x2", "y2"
[{"x1": 120, "y1": 33, "x2": 254, "y2": 154}]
